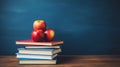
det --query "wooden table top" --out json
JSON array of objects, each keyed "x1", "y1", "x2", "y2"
[{"x1": 0, "y1": 55, "x2": 120, "y2": 67}]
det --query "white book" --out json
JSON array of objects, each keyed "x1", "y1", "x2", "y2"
[
  {"x1": 25, "y1": 46, "x2": 60, "y2": 49},
  {"x1": 18, "y1": 48, "x2": 61, "y2": 55},
  {"x1": 16, "y1": 53, "x2": 57, "y2": 60},
  {"x1": 19, "y1": 60, "x2": 56, "y2": 64}
]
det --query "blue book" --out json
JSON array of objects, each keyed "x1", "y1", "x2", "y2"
[{"x1": 18, "y1": 57, "x2": 57, "y2": 60}]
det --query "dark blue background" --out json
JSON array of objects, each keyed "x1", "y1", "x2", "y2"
[{"x1": 0, "y1": 0, "x2": 120, "y2": 55}]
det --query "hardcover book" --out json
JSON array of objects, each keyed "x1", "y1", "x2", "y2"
[
  {"x1": 16, "y1": 53, "x2": 57, "y2": 60},
  {"x1": 18, "y1": 48, "x2": 61, "y2": 55},
  {"x1": 19, "y1": 60, "x2": 56, "y2": 64},
  {"x1": 25, "y1": 45, "x2": 60, "y2": 48},
  {"x1": 16, "y1": 40, "x2": 64, "y2": 46}
]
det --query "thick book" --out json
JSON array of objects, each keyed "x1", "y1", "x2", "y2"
[
  {"x1": 19, "y1": 60, "x2": 56, "y2": 64},
  {"x1": 25, "y1": 45, "x2": 60, "y2": 49},
  {"x1": 18, "y1": 48, "x2": 61, "y2": 55},
  {"x1": 16, "y1": 53, "x2": 57, "y2": 60},
  {"x1": 16, "y1": 40, "x2": 63, "y2": 46}
]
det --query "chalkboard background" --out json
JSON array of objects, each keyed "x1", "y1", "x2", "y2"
[{"x1": 0, "y1": 0, "x2": 120, "y2": 55}]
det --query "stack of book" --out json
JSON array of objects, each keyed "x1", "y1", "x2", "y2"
[{"x1": 16, "y1": 40, "x2": 63, "y2": 64}]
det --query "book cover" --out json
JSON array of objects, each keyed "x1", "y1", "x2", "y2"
[
  {"x1": 18, "y1": 57, "x2": 57, "y2": 60},
  {"x1": 25, "y1": 45, "x2": 60, "y2": 48},
  {"x1": 18, "y1": 48, "x2": 61, "y2": 55},
  {"x1": 19, "y1": 60, "x2": 57, "y2": 64},
  {"x1": 16, "y1": 53, "x2": 57, "y2": 60},
  {"x1": 16, "y1": 40, "x2": 64, "y2": 46}
]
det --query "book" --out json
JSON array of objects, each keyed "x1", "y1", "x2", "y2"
[
  {"x1": 18, "y1": 57, "x2": 57, "y2": 60},
  {"x1": 16, "y1": 40, "x2": 64, "y2": 46},
  {"x1": 25, "y1": 45, "x2": 60, "y2": 49},
  {"x1": 19, "y1": 60, "x2": 56, "y2": 64},
  {"x1": 16, "y1": 53, "x2": 57, "y2": 60},
  {"x1": 18, "y1": 48, "x2": 61, "y2": 55}
]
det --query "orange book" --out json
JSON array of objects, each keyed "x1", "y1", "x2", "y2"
[{"x1": 16, "y1": 40, "x2": 64, "y2": 46}]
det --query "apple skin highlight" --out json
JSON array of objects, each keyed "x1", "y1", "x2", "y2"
[
  {"x1": 31, "y1": 30, "x2": 45, "y2": 42},
  {"x1": 33, "y1": 20, "x2": 46, "y2": 31},
  {"x1": 44, "y1": 29, "x2": 55, "y2": 41}
]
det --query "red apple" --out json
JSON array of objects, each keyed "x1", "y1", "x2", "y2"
[
  {"x1": 31, "y1": 30, "x2": 45, "y2": 42},
  {"x1": 33, "y1": 20, "x2": 46, "y2": 31},
  {"x1": 44, "y1": 29, "x2": 55, "y2": 41}
]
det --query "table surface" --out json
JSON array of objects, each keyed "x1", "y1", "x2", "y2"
[{"x1": 0, "y1": 55, "x2": 120, "y2": 67}]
